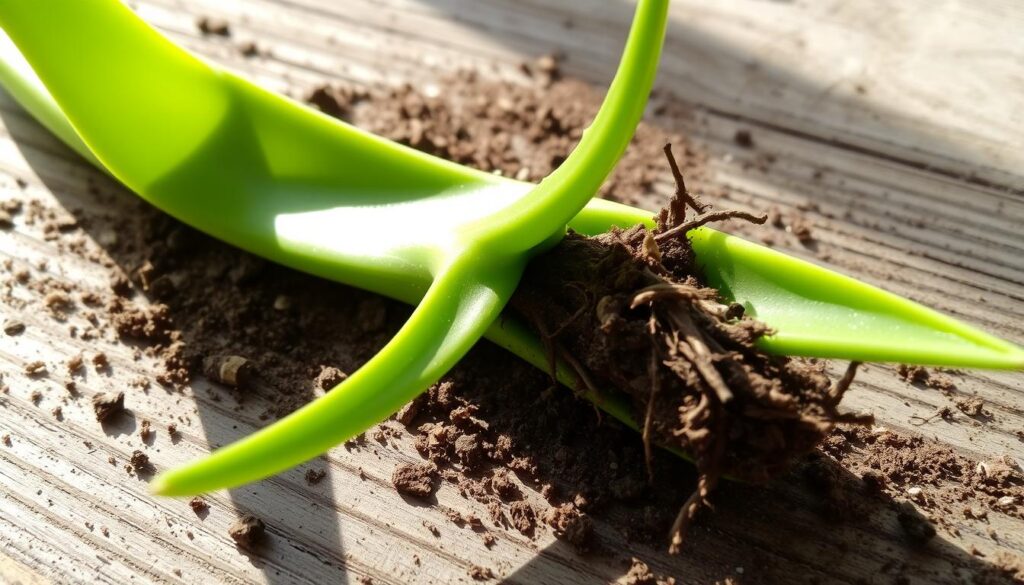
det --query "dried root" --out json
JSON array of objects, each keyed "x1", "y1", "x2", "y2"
[{"x1": 512, "y1": 144, "x2": 873, "y2": 553}]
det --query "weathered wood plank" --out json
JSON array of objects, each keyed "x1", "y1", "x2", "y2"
[{"x1": 0, "y1": 1, "x2": 1022, "y2": 583}]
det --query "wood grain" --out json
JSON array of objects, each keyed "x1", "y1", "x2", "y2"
[{"x1": 1, "y1": 1, "x2": 1021, "y2": 583}]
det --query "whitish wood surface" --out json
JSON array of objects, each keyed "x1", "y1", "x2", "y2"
[{"x1": 1, "y1": 1, "x2": 1022, "y2": 583}]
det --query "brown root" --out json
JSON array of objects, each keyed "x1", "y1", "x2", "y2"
[{"x1": 511, "y1": 144, "x2": 872, "y2": 552}]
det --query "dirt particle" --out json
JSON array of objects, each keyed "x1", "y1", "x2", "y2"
[
  {"x1": 228, "y1": 514, "x2": 266, "y2": 550},
  {"x1": 788, "y1": 214, "x2": 814, "y2": 243},
  {"x1": 129, "y1": 450, "x2": 152, "y2": 473},
  {"x1": 109, "y1": 273, "x2": 132, "y2": 297},
  {"x1": 189, "y1": 496, "x2": 209, "y2": 516},
  {"x1": 445, "y1": 509, "x2": 482, "y2": 530},
  {"x1": 733, "y1": 129, "x2": 754, "y2": 148},
  {"x1": 305, "y1": 468, "x2": 327, "y2": 485},
  {"x1": 544, "y1": 503, "x2": 595, "y2": 551},
  {"x1": 91, "y1": 352, "x2": 109, "y2": 372},
  {"x1": 196, "y1": 16, "x2": 230, "y2": 36},
  {"x1": 995, "y1": 496, "x2": 1018, "y2": 509},
  {"x1": 536, "y1": 54, "x2": 560, "y2": 76},
  {"x1": 395, "y1": 398, "x2": 421, "y2": 426},
  {"x1": 139, "y1": 420, "x2": 153, "y2": 443},
  {"x1": 897, "y1": 364, "x2": 930, "y2": 385},
  {"x1": 314, "y1": 365, "x2": 347, "y2": 391},
  {"x1": 272, "y1": 294, "x2": 292, "y2": 311},
  {"x1": 624, "y1": 557, "x2": 676, "y2": 585},
  {"x1": 954, "y1": 396, "x2": 988, "y2": 417},
  {"x1": 203, "y1": 354, "x2": 253, "y2": 388},
  {"x1": 392, "y1": 462, "x2": 437, "y2": 499},
  {"x1": 453, "y1": 433, "x2": 484, "y2": 467},
  {"x1": 306, "y1": 85, "x2": 365, "y2": 121},
  {"x1": 468, "y1": 565, "x2": 495, "y2": 581},
  {"x1": 238, "y1": 41, "x2": 261, "y2": 57},
  {"x1": 23, "y1": 360, "x2": 46, "y2": 376},
  {"x1": 3, "y1": 320, "x2": 25, "y2": 335},
  {"x1": 92, "y1": 391, "x2": 125, "y2": 422},
  {"x1": 44, "y1": 291, "x2": 73, "y2": 313},
  {"x1": 898, "y1": 364, "x2": 958, "y2": 393},
  {"x1": 490, "y1": 469, "x2": 521, "y2": 501},
  {"x1": 67, "y1": 354, "x2": 84, "y2": 375},
  {"x1": 508, "y1": 501, "x2": 536, "y2": 535}
]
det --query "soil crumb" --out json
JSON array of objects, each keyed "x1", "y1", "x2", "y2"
[
  {"x1": 733, "y1": 129, "x2": 754, "y2": 149},
  {"x1": 508, "y1": 501, "x2": 536, "y2": 535},
  {"x1": 314, "y1": 365, "x2": 347, "y2": 390},
  {"x1": 392, "y1": 462, "x2": 437, "y2": 499},
  {"x1": 822, "y1": 426, "x2": 1024, "y2": 524},
  {"x1": 543, "y1": 503, "x2": 595, "y2": 552},
  {"x1": 196, "y1": 16, "x2": 230, "y2": 37},
  {"x1": 305, "y1": 468, "x2": 327, "y2": 485},
  {"x1": 23, "y1": 360, "x2": 46, "y2": 376},
  {"x1": 3, "y1": 320, "x2": 25, "y2": 335},
  {"x1": 129, "y1": 450, "x2": 152, "y2": 473},
  {"x1": 898, "y1": 364, "x2": 957, "y2": 391},
  {"x1": 189, "y1": 497, "x2": 209, "y2": 516},
  {"x1": 139, "y1": 419, "x2": 153, "y2": 443},
  {"x1": 468, "y1": 565, "x2": 495, "y2": 581},
  {"x1": 92, "y1": 352, "x2": 109, "y2": 372},
  {"x1": 512, "y1": 147, "x2": 869, "y2": 551},
  {"x1": 92, "y1": 391, "x2": 125, "y2": 422},
  {"x1": 228, "y1": 514, "x2": 265, "y2": 550},
  {"x1": 624, "y1": 557, "x2": 676, "y2": 585}
]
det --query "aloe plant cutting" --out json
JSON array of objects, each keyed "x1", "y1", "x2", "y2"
[{"x1": 0, "y1": 0, "x2": 1020, "y2": 523}]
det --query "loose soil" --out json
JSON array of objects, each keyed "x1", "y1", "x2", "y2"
[
  {"x1": 3, "y1": 57, "x2": 1022, "y2": 583},
  {"x1": 392, "y1": 462, "x2": 438, "y2": 499},
  {"x1": 228, "y1": 514, "x2": 266, "y2": 550},
  {"x1": 92, "y1": 391, "x2": 125, "y2": 422},
  {"x1": 512, "y1": 180, "x2": 871, "y2": 549}
]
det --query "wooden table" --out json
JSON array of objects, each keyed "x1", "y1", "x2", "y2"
[{"x1": 1, "y1": 1, "x2": 1022, "y2": 583}]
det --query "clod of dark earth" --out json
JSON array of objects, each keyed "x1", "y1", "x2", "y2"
[
  {"x1": 189, "y1": 496, "x2": 209, "y2": 517},
  {"x1": 196, "y1": 16, "x2": 230, "y2": 37},
  {"x1": 305, "y1": 468, "x2": 327, "y2": 485},
  {"x1": 314, "y1": 365, "x2": 347, "y2": 390},
  {"x1": 129, "y1": 450, "x2": 153, "y2": 473},
  {"x1": 23, "y1": 360, "x2": 46, "y2": 377},
  {"x1": 3, "y1": 319, "x2": 25, "y2": 335},
  {"x1": 228, "y1": 514, "x2": 266, "y2": 550},
  {"x1": 392, "y1": 462, "x2": 438, "y2": 499},
  {"x1": 92, "y1": 391, "x2": 125, "y2": 423},
  {"x1": 510, "y1": 145, "x2": 871, "y2": 551}
]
